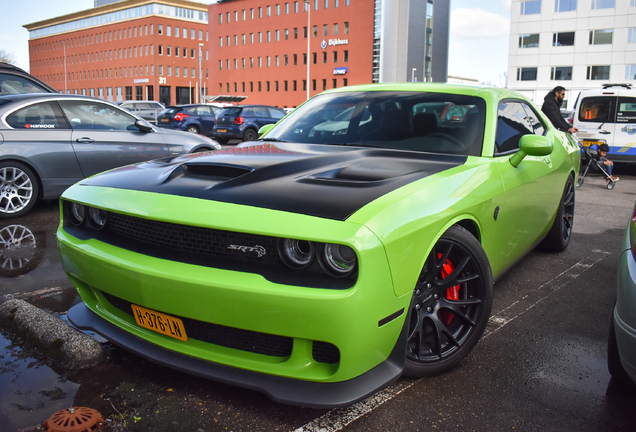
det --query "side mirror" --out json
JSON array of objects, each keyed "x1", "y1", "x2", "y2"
[
  {"x1": 258, "y1": 123, "x2": 275, "y2": 137},
  {"x1": 509, "y1": 134, "x2": 553, "y2": 168},
  {"x1": 135, "y1": 119, "x2": 154, "y2": 133}
]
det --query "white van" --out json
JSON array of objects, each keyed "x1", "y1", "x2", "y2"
[{"x1": 571, "y1": 84, "x2": 636, "y2": 163}]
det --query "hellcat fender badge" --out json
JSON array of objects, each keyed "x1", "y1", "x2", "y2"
[{"x1": 228, "y1": 244, "x2": 267, "y2": 257}]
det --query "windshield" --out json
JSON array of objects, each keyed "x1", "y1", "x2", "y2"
[{"x1": 265, "y1": 91, "x2": 486, "y2": 156}]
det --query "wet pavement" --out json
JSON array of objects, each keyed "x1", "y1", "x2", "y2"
[{"x1": 1, "y1": 166, "x2": 636, "y2": 431}]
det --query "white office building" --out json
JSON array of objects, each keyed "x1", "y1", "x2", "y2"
[{"x1": 507, "y1": 0, "x2": 636, "y2": 109}]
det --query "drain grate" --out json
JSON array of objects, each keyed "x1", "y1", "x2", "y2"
[{"x1": 42, "y1": 407, "x2": 104, "y2": 432}]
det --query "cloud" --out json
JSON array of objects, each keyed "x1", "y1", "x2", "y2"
[
  {"x1": 450, "y1": 7, "x2": 510, "y2": 40},
  {"x1": 0, "y1": 34, "x2": 14, "y2": 43}
]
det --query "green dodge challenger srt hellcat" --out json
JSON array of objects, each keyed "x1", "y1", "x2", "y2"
[{"x1": 57, "y1": 83, "x2": 580, "y2": 407}]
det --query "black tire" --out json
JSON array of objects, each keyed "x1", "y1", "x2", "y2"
[
  {"x1": 404, "y1": 225, "x2": 493, "y2": 377},
  {"x1": 0, "y1": 161, "x2": 39, "y2": 219},
  {"x1": 185, "y1": 125, "x2": 200, "y2": 134},
  {"x1": 608, "y1": 312, "x2": 631, "y2": 382},
  {"x1": 541, "y1": 174, "x2": 575, "y2": 252},
  {"x1": 243, "y1": 128, "x2": 258, "y2": 142},
  {"x1": 576, "y1": 176, "x2": 584, "y2": 188}
]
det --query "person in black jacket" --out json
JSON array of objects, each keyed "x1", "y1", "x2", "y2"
[{"x1": 541, "y1": 86, "x2": 578, "y2": 134}]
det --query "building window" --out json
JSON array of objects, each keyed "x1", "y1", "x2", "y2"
[
  {"x1": 267, "y1": 81, "x2": 270, "y2": 91},
  {"x1": 167, "y1": 66, "x2": 171, "y2": 76},
  {"x1": 294, "y1": 54, "x2": 298, "y2": 65},
  {"x1": 313, "y1": 52, "x2": 317, "y2": 64},
  {"x1": 629, "y1": 29, "x2": 636, "y2": 43},
  {"x1": 555, "y1": 0, "x2": 577, "y2": 11},
  {"x1": 312, "y1": 79, "x2": 316, "y2": 91},
  {"x1": 167, "y1": 46, "x2": 171, "y2": 56},
  {"x1": 158, "y1": 45, "x2": 163, "y2": 55},
  {"x1": 275, "y1": 81, "x2": 279, "y2": 91},
  {"x1": 267, "y1": 31, "x2": 271, "y2": 42},
  {"x1": 267, "y1": 5, "x2": 271, "y2": 16},
  {"x1": 158, "y1": 25, "x2": 163, "y2": 35},
  {"x1": 587, "y1": 65, "x2": 610, "y2": 80},
  {"x1": 323, "y1": 52, "x2": 327, "y2": 63},
  {"x1": 626, "y1": 65, "x2": 636, "y2": 80},
  {"x1": 175, "y1": 47, "x2": 179, "y2": 57},
  {"x1": 551, "y1": 66, "x2": 572, "y2": 80},
  {"x1": 517, "y1": 67, "x2": 537, "y2": 80},
  {"x1": 334, "y1": 23, "x2": 338, "y2": 35},
  {"x1": 159, "y1": 65, "x2": 163, "y2": 75},
  {"x1": 276, "y1": 30, "x2": 280, "y2": 41},
  {"x1": 313, "y1": 26, "x2": 318, "y2": 37},
  {"x1": 304, "y1": 27, "x2": 308, "y2": 38},
  {"x1": 344, "y1": 50, "x2": 348, "y2": 62},
  {"x1": 285, "y1": 54, "x2": 288, "y2": 65},
  {"x1": 219, "y1": 60, "x2": 222, "y2": 70},
  {"x1": 333, "y1": 78, "x2": 337, "y2": 88},
  {"x1": 589, "y1": 29, "x2": 613, "y2": 45},
  {"x1": 520, "y1": 0, "x2": 541, "y2": 14},
  {"x1": 518, "y1": 34, "x2": 539, "y2": 48},
  {"x1": 591, "y1": 0, "x2": 614, "y2": 9},
  {"x1": 276, "y1": 56, "x2": 279, "y2": 66},
  {"x1": 267, "y1": 56, "x2": 271, "y2": 67},
  {"x1": 553, "y1": 32, "x2": 575, "y2": 46},
  {"x1": 285, "y1": 29, "x2": 289, "y2": 40},
  {"x1": 242, "y1": 34, "x2": 246, "y2": 44},
  {"x1": 167, "y1": 26, "x2": 171, "y2": 36},
  {"x1": 333, "y1": 51, "x2": 337, "y2": 62},
  {"x1": 344, "y1": 22, "x2": 349, "y2": 34},
  {"x1": 324, "y1": 24, "x2": 328, "y2": 36},
  {"x1": 183, "y1": 28, "x2": 188, "y2": 38}
]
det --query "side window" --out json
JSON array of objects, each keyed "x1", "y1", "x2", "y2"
[
  {"x1": 578, "y1": 96, "x2": 615, "y2": 123},
  {"x1": 240, "y1": 108, "x2": 253, "y2": 117},
  {"x1": 253, "y1": 107, "x2": 270, "y2": 117},
  {"x1": 268, "y1": 108, "x2": 285, "y2": 120},
  {"x1": 58, "y1": 100, "x2": 138, "y2": 131},
  {"x1": 616, "y1": 97, "x2": 636, "y2": 123},
  {"x1": 196, "y1": 106, "x2": 212, "y2": 115},
  {"x1": 0, "y1": 73, "x2": 51, "y2": 94},
  {"x1": 6, "y1": 102, "x2": 69, "y2": 129},
  {"x1": 521, "y1": 103, "x2": 546, "y2": 136},
  {"x1": 495, "y1": 101, "x2": 534, "y2": 154}
]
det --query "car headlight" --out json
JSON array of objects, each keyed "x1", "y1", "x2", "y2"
[
  {"x1": 319, "y1": 243, "x2": 357, "y2": 277},
  {"x1": 279, "y1": 238, "x2": 315, "y2": 269},
  {"x1": 68, "y1": 202, "x2": 86, "y2": 226},
  {"x1": 88, "y1": 207, "x2": 108, "y2": 230}
]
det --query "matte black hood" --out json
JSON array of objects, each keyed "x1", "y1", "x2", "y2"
[{"x1": 81, "y1": 142, "x2": 467, "y2": 220}]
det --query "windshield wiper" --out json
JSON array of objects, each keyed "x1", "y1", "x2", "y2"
[{"x1": 257, "y1": 137, "x2": 287, "y2": 142}]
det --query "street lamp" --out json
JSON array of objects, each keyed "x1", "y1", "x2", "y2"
[
  {"x1": 198, "y1": 43, "x2": 204, "y2": 104},
  {"x1": 305, "y1": 0, "x2": 310, "y2": 100},
  {"x1": 63, "y1": 40, "x2": 67, "y2": 93}
]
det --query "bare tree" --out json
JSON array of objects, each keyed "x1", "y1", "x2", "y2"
[{"x1": 0, "y1": 50, "x2": 17, "y2": 65}]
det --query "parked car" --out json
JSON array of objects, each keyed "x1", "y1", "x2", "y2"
[
  {"x1": 608, "y1": 201, "x2": 636, "y2": 385},
  {"x1": 212, "y1": 104, "x2": 286, "y2": 143},
  {"x1": 0, "y1": 93, "x2": 220, "y2": 219},
  {"x1": 118, "y1": 100, "x2": 165, "y2": 124},
  {"x1": 0, "y1": 62, "x2": 57, "y2": 95},
  {"x1": 571, "y1": 83, "x2": 636, "y2": 163},
  {"x1": 59, "y1": 83, "x2": 580, "y2": 408},
  {"x1": 156, "y1": 104, "x2": 221, "y2": 136}
]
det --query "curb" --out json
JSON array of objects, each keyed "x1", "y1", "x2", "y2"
[{"x1": 0, "y1": 298, "x2": 105, "y2": 369}]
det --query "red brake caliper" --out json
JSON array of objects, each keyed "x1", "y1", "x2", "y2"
[{"x1": 438, "y1": 253, "x2": 460, "y2": 325}]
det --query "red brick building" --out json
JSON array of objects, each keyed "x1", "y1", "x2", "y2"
[
  {"x1": 24, "y1": 0, "x2": 210, "y2": 106},
  {"x1": 209, "y1": 0, "x2": 374, "y2": 108}
]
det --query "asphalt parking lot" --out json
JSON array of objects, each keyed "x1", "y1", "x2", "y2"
[{"x1": 1, "y1": 164, "x2": 635, "y2": 432}]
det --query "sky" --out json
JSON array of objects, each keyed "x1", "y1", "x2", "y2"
[{"x1": 1, "y1": 0, "x2": 512, "y2": 86}]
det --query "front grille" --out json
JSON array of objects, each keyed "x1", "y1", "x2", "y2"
[
  {"x1": 107, "y1": 212, "x2": 280, "y2": 264},
  {"x1": 103, "y1": 292, "x2": 293, "y2": 358},
  {"x1": 313, "y1": 341, "x2": 341, "y2": 364}
]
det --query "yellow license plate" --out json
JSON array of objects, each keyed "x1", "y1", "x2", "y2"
[
  {"x1": 218, "y1": 128, "x2": 227, "y2": 133},
  {"x1": 160, "y1": 118, "x2": 169, "y2": 122},
  {"x1": 131, "y1": 304, "x2": 188, "y2": 341},
  {"x1": 581, "y1": 140, "x2": 603, "y2": 147}
]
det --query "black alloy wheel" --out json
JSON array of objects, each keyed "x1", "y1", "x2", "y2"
[
  {"x1": 541, "y1": 174, "x2": 575, "y2": 252},
  {"x1": 404, "y1": 225, "x2": 493, "y2": 377},
  {"x1": 243, "y1": 128, "x2": 258, "y2": 142}
]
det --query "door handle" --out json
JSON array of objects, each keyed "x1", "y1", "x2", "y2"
[
  {"x1": 76, "y1": 137, "x2": 95, "y2": 143},
  {"x1": 599, "y1": 131, "x2": 611, "y2": 135}
]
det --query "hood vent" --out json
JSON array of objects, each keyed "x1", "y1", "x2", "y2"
[{"x1": 184, "y1": 164, "x2": 253, "y2": 180}]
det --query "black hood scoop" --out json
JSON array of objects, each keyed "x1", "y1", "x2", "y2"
[
  {"x1": 81, "y1": 143, "x2": 467, "y2": 220},
  {"x1": 183, "y1": 163, "x2": 253, "y2": 180}
]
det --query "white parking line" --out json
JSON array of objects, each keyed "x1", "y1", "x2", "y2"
[{"x1": 293, "y1": 251, "x2": 610, "y2": 432}]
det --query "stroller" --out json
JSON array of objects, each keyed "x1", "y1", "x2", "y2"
[{"x1": 576, "y1": 142, "x2": 616, "y2": 190}]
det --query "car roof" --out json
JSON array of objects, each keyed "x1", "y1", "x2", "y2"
[
  {"x1": 576, "y1": 84, "x2": 636, "y2": 97},
  {"x1": 0, "y1": 93, "x2": 104, "y2": 104}
]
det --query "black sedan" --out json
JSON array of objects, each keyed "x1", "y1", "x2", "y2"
[{"x1": 0, "y1": 93, "x2": 221, "y2": 219}]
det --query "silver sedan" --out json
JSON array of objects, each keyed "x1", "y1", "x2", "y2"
[{"x1": 0, "y1": 93, "x2": 221, "y2": 218}]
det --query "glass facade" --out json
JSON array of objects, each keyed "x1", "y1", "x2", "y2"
[
  {"x1": 520, "y1": 0, "x2": 541, "y2": 15},
  {"x1": 555, "y1": 0, "x2": 576, "y2": 12},
  {"x1": 29, "y1": 2, "x2": 208, "y2": 39},
  {"x1": 519, "y1": 34, "x2": 539, "y2": 48}
]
